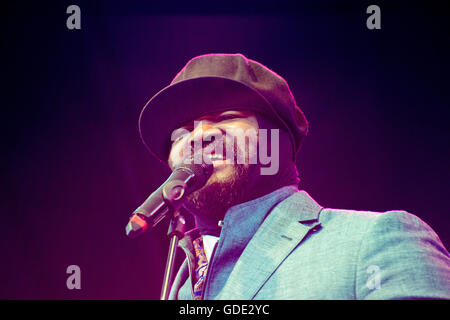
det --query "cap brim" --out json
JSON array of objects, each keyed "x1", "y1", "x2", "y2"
[{"x1": 138, "y1": 76, "x2": 284, "y2": 164}]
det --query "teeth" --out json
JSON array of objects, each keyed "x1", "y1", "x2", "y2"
[{"x1": 208, "y1": 154, "x2": 224, "y2": 161}]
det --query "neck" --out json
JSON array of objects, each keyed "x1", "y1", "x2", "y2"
[{"x1": 194, "y1": 163, "x2": 299, "y2": 234}]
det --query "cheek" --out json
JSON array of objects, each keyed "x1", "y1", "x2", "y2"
[
  {"x1": 213, "y1": 165, "x2": 234, "y2": 180},
  {"x1": 223, "y1": 123, "x2": 259, "y2": 159},
  {"x1": 168, "y1": 143, "x2": 186, "y2": 167},
  {"x1": 246, "y1": 135, "x2": 259, "y2": 163}
]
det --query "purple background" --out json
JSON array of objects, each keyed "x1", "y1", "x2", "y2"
[{"x1": 1, "y1": 1, "x2": 449, "y2": 299}]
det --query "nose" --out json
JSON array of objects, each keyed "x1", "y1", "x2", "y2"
[{"x1": 187, "y1": 121, "x2": 223, "y2": 152}]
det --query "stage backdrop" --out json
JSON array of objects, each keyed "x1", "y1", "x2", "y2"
[{"x1": 1, "y1": 1, "x2": 448, "y2": 299}]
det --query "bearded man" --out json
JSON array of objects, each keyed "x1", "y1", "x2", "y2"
[{"x1": 137, "y1": 53, "x2": 450, "y2": 300}]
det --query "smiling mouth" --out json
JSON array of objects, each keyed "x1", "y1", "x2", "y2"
[
  {"x1": 206, "y1": 153, "x2": 228, "y2": 167},
  {"x1": 207, "y1": 153, "x2": 224, "y2": 161}
]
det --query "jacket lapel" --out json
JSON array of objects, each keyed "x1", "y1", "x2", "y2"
[{"x1": 214, "y1": 190, "x2": 323, "y2": 299}]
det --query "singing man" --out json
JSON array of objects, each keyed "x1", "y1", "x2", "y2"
[{"x1": 138, "y1": 53, "x2": 450, "y2": 299}]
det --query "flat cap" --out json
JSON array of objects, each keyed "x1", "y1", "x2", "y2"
[{"x1": 139, "y1": 53, "x2": 308, "y2": 164}]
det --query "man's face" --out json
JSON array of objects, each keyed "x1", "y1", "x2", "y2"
[
  {"x1": 168, "y1": 109, "x2": 259, "y2": 177},
  {"x1": 167, "y1": 110, "x2": 259, "y2": 220}
]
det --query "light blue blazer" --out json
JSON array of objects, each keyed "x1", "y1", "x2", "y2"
[{"x1": 169, "y1": 190, "x2": 450, "y2": 299}]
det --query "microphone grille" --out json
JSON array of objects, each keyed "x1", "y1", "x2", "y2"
[{"x1": 182, "y1": 163, "x2": 214, "y2": 187}]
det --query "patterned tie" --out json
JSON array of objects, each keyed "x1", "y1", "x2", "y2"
[{"x1": 192, "y1": 236, "x2": 209, "y2": 300}]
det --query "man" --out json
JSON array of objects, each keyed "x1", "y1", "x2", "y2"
[{"x1": 138, "y1": 53, "x2": 450, "y2": 299}]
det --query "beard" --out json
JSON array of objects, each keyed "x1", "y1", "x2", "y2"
[
  {"x1": 182, "y1": 162, "x2": 252, "y2": 223},
  {"x1": 181, "y1": 131, "x2": 257, "y2": 223}
]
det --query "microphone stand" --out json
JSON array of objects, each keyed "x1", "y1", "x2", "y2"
[
  {"x1": 125, "y1": 163, "x2": 213, "y2": 299},
  {"x1": 160, "y1": 211, "x2": 186, "y2": 300}
]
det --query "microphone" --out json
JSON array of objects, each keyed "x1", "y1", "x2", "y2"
[{"x1": 125, "y1": 163, "x2": 214, "y2": 238}]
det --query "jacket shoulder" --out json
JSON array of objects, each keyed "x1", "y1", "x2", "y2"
[
  {"x1": 319, "y1": 208, "x2": 446, "y2": 246},
  {"x1": 316, "y1": 208, "x2": 450, "y2": 299}
]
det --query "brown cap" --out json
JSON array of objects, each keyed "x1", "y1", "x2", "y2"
[{"x1": 139, "y1": 53, "x2": 308, "y2": 164}]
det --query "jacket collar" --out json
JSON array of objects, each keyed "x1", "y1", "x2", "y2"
[{"x1": 210, "y1": 190, "x2": 323, "y2": 299}]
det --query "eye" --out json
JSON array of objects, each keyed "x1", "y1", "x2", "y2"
[
  {"x1": 218, "y1": 113, "x2": 240, "y2": 121},
  {"x1": 172, "y1": 135, "x2": 185, "y2": 144},
  {"x1": 176, "y1": 133, "x2": 191, "y2": 144},
  {"x1": 171, "y1": 129, "x2": 191, "y2": 145}
]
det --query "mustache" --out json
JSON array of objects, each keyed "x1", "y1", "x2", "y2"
[{"x1": 183, "y1": 133, "x2": 248, "y2": 165}]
